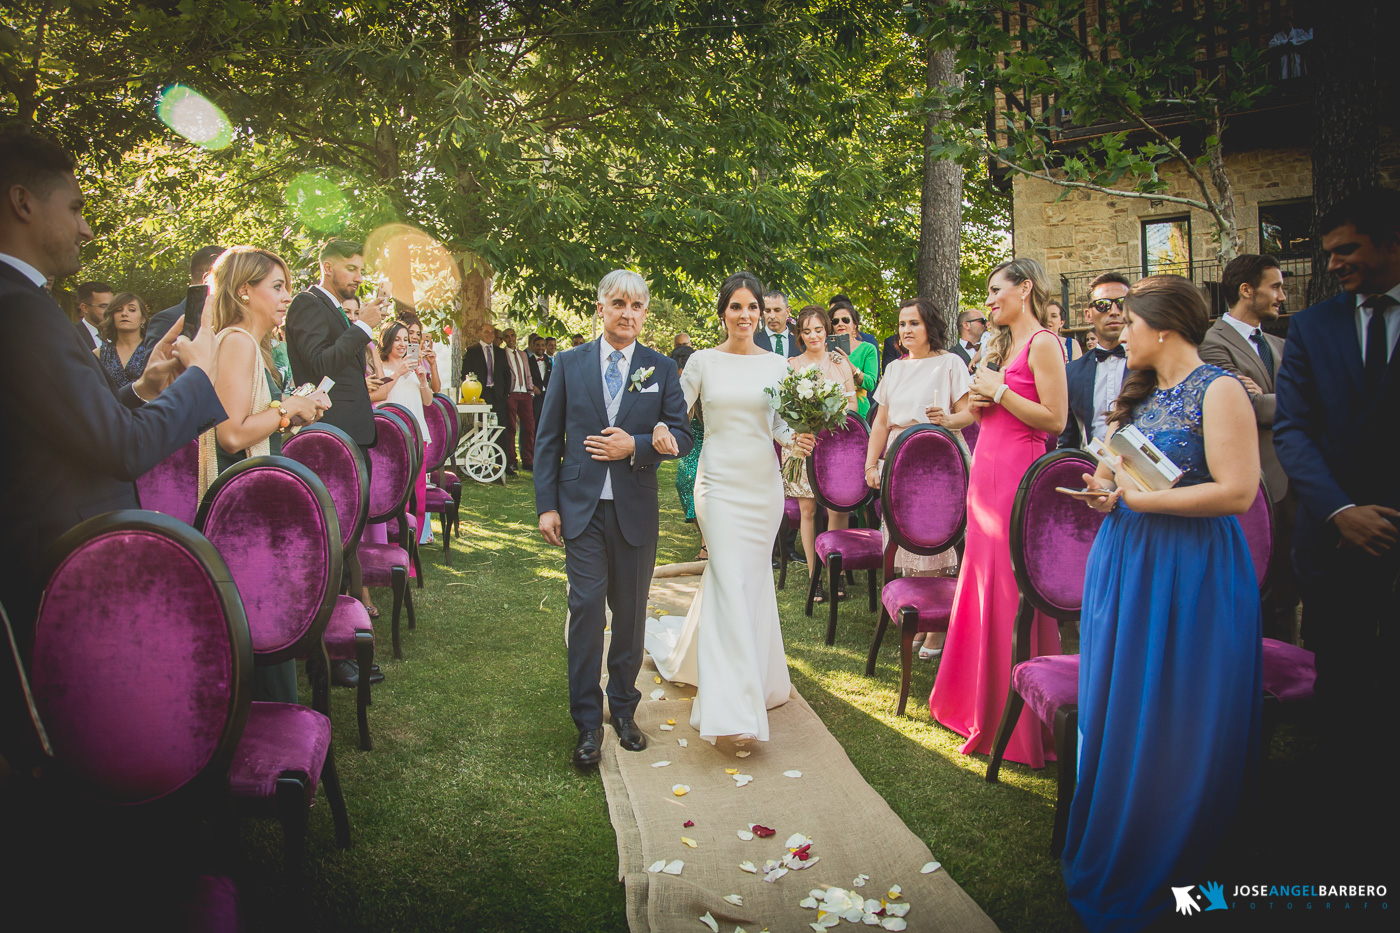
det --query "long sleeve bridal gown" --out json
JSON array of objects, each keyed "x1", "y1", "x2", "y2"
[{"x1": 646, "y1": 348, "x2": 794, "y2": 743}]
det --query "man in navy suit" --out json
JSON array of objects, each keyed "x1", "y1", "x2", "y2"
[
  {"x1": 1058, "y1": 272, "x2": 1130, "y2": 449},
  {"x1": 754, "y1": 290, "x2": 799, "y2": 357},
  {"x1": 73, "y1": 280, "x2": 111, "y2": 350},
  {"x1": 0, "y1": 133, "x2": 225, "y2": 645},
  {"x1": 140, "y1": 245, "x2": 225, "y2": 356},
  {"x1": 534, "y1": 270, "x2": 692, "y2": 767},
  {"x1": 1275, "y1": 187, "x2": 1400, "y2": 727}
]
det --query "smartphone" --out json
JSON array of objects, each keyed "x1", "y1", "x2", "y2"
[
  {"x1": 825, "y1": 334, "x2": 851, "y2": 355},
  {"x1": 406, "y1": 344, "x2": 421, "y2": 367},
  {"x1": 1055, "y1": 486, "x2": 1111, "y2": 499},
  {"x1": 182, "y1": 285, "x2": 208, "y2": 340},
  {"x1": 375, "y1": 278, "x2": 392, "y2": 302}
]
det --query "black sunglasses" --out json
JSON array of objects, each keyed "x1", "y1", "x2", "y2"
[
  {"x1": 1090, "y1": 297, "x2": 1125, "y2": 313},
  {"x1": 831, "y1": 315, "x2": 853, "y2": 324},
  {"x1": 965, "y1": 317, "x2": 987, "y2": 325}
]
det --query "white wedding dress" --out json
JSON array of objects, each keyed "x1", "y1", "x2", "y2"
[{"x1": 646, "y1": 349, "x2": 794, "y2": 743}]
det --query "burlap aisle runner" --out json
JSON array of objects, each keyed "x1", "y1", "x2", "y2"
[{"x1": 599, "y1": 574, "x2": 999, "y2": 933}]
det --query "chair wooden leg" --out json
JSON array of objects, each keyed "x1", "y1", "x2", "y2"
[
  {"x1": 825, "y1": 554, "x2": 843, "y2": 646},
  {"x1": 897, "y1": 608, "x2": 917, "y2": 716},
  {"x1": 306, "y1": 651, "x2": 330, "y2": 716},
  {"x1": 1051, "y1": 706, "x2": 1078, "y2": 857},
  {"x1": 441, "y1": 512, "x2": 452, "y2": 566},
  {"x1": 867, "y1": 569, "x2": 877, "y2": 612},
  {"x1": 866, "y1": 605, "x2": 889, "y2": 676},
  {"x1": 805, "y1": 561, "x2": 821, "y2": 617},
  {"x1": 275, "y1": 775, "x2": 310, "y2": 883},
  {"x1": 404, "y1": 579, "x2": 417, "y2": 630},
  {"x1": 412, "y1": 536, "x2": 425, "y2": 589},
  {"x1": 986, "y1": 680, "x2": 1028, "y2": 784},
  {"x1": 355, "y1": 632, "x2": 374, "y2": 751},
  {"x1": 319, "y1": 741, "x2": 352, "y2": 848},
  {"x1": 390, "y1": 568, "x2": 405, "y2": 660}
]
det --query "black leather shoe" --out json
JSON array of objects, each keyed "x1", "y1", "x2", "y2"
[
  {"x1": 574, "y1": 727, "x2": 604, "y2": 767},
  {"x1": 505, "y1": 468, "x2": 518, "y2": 477},
  {"x1": 331, "y1": 660, "x2": 360, "y2": 688},
  {"x1": 613, "y1": 716, "x2": 647, "y2": 752},
  {"x1": 368, "y1": 663, "x2": 385, "y2": 685}
]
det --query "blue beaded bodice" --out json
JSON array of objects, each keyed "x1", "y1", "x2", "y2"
[{"x1": 1129, "y1": 365, "x2": 1233, "y2": 488}]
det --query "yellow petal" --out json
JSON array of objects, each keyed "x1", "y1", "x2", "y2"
[
  {"x1": 725, "y1": 768, "x2": 739, "y2": 775},
  {"x1": 666, "y1": 718, "x2": 676, "y2": 725},
  {"x1": 672, "y1": 784, "x2": 690, "y2": 796},
  {"x1": 655, "y1": 676, "x2": 663, "y2": 684},
  {"x1": 681, "y1": 836, "x2": 698, "y2": 848}
]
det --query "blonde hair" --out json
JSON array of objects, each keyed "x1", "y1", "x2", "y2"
[
  {"x1": 983, "y1": 258, "x2": 1051, "y2": 369},
  {"x1": 209, "y1": 245, "x2": 289, "y2": 373}
]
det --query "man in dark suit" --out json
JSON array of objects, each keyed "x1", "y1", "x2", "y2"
[
  {"x1": 0, "y1": 133, "x2": 225, "y2": 646},
  {"x1": 1058, "y1": 272, "x2": 1131, "y2": 449},
  {"x1": 534, "y1": 270, "x2": 692, "y2": 767},
  {"x1": 1275, "y1": 187, "x2": 1400, "y2": 736},
  {"x1": 755, "y1": 290, "x2": 799, "y2": 357},
  {"x1": 285, "y1": 238, "x2": 385, "y2": 456},
  {"x1": 140, "y1": 245, "x2": 225, "y2": 355},
  {"x1": 527, "y1": 332, "x2": 552, "y2": 426},
  {"x1": 950, "y1": 310, "x2": 986, "y2": 367},
  {"x1": 1199, "y1": 253, "x2": 1295, "y2": 641},
  {"x1": 73, "y1": 279, "x2": 112, "y2": 349},
  {"x1": 461, "y1": 322, "x2": 514, "y2": 474}
]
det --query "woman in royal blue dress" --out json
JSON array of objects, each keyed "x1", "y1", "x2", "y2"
[{"x1": 1064, "y1": 275, "x2": 1263, "y2": 932}]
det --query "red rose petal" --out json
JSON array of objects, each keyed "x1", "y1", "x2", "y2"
[
  {"x1": 683, "y1": 820, "x2": 695, "y2": 828},
  {"x1": 752, "y1": 824, "x2": 776, "y2": 838}
]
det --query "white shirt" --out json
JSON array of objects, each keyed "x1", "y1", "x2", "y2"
[
  {"x1": 1090, "y1": 351, "x2": 1127, "y2": 443},
  {"x1": 313, "y1": 284, "x2": 375, "y2": 342},
  {"x1": 0, "y1": 252, "x2": 47, "y2": 287},
  {"x1": 765, "y1": 326, "x2": 788, "y2": 356},
  {"x1": 598, "y1": 340, "x2": 637, "y2": 501},
  {"x1": 1222, "y1": 311, "x2": 1272, "y2": 364},
  {"x1": 505, "y1": 346, "x2": 531, "y2": 392},
  {"x1": 1355, "y1": 284, "x2": 1400, "y2": 363}
]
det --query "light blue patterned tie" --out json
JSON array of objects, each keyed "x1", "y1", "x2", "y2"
[{"x1": 605, "y1": 349, "x2": 624, "y2": 403}]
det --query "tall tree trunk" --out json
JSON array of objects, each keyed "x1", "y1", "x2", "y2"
[
  {"x1": 917, "y1": 12, "x2": 963, "y2": 322},
  {"x1": 1305, "y1": 1, "x2": 1382, "y2": 305},
  {"x1": 454, "y1": 256, "x2": 493, "y2": 388}
]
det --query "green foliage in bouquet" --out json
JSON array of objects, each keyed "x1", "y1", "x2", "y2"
[{"x1": 766, "y1": 364, "x2": 851, "y2": 483}]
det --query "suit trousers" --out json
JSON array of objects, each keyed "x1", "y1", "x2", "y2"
[
  {"x1": 506, "y1": 391, "x2": 535, "y2": 468},
  {"x1": 564, "y1": 500, "x2": 655, "y2": 731},
  {"x1": 1262, "y1": 488, "x2": 1300, "y2": 643}
]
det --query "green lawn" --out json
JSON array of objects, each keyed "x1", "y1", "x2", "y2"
[{"x1": 236, "y1": 462, "x2": 1317, "y2": 932}]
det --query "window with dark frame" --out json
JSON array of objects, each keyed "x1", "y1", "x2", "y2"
[
  {"x1": 1141, "y1": 216, "x2": 1192, "y2": 277},
  {"x1": 1259, "y1": 198, "x2": 1313, "y2": 258}
]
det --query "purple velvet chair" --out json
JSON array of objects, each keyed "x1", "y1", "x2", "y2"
[
  {"x1": 960, "y1": 420, "x2": 980, "y2": 457},
  {"x1": 431, "y1": 391, "x2": 464, "y2": 514},
  {"x1": 421, "y1": 396, "x2": 460, "y2": 564},
  {"x1": 379, "y1": 402, "x2": 428, "y2": 587},
  {"x1": 865, "y1": 425, "x2": 969, "y2": 715},
  {"x1": 362, "y1": 409, "x2": 419, "y2": 657},
  {"x1": 134, "y1": 438, "x2": 200, "y2": 526},
  {"x1": 985, "y1": 449, "x2": 1101, "y2": 856},
  {"x1": 194, "y1": 459, "x2": 353, "y2": 874},
  {"x1": 805, "y1": 411, "x2": 881, "y2": 645},
  {"x1": 283, "y1": 424, "x2": 378, "y2": 750}
]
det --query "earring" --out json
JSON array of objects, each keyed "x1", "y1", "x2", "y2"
[
  {"x1": 1157, "y1": 332, "x2": 1164, "y2": 343},
  {"x1": 239, "y1": 294, "x2": 249, "y2": 302}
]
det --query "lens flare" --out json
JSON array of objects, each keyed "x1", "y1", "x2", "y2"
[
  {"x1": 284, "y1": 171, "x2": 352, "y2": 233},
  {"x1": 156, "y1": 85, "x2": 233, "y2": 150},
  {"x1": 363, "y1": 223, "x2": 461, "y2": 316}
]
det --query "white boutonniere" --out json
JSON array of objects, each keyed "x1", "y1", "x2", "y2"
[{"x1": 628, "y1": 366, "x2": 656, "y2": 392}]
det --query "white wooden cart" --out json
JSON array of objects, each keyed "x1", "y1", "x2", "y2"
[{"x1": 454, "y1": 403, "x2": 507, "y2": 484}]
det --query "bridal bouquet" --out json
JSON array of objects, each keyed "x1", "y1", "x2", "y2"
[{"x1": 765, "y1": 364, "x2": 850, "y2": 484}]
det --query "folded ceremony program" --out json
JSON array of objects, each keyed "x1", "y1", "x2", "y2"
[{"x1": 1088, "y1": 424, "x2": 1183, "y2": 492}]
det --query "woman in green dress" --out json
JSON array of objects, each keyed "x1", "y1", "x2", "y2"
[
  {"x1": 671, "y1": 345, "x2": 708, "y2": 559},
  {"x1": 829, "y1": 301, "x2": 879, "y2": 418}
]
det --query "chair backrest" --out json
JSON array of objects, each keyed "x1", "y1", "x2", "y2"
[
  {"x1": 367, "y1": 410, "x2": 419, "y2": 522},
  {"x1": 961, "y1": 421, "x2": 980, "y2": 457},
  {"x1": 1009, "y1": 450, "x2": 1105, "y2": 620},
  {"x1": 431, "y1": 393, "x2": 461, "y2": 471},
  {"x1": 281, "y1": 424, "x2": 369, "y2": 557},
  {"x1": 379, "y1": 401, "x2": 424, "y2": 449},
  {"x1": 1237, "y1": 482, "x2": 1273, "y2": 591},
  {"x1": 30, "y1": 511, "x2": 251, "y2": 805},
  {"x1": 1, "y1": 601, "x2": 53, "y2": 772},
  {"x1": 421, "y1": 400, "x2": 450, "y2": 473},
  {"x1": 134, "y1": 439, "x2": 200, "y2": 526},
  {"x1": 196, "y1": 457, "x2": 341, "y2": 663},
  {"x1": 880, "y1": 425, "x2": 969, "y2": 557},
  {"x1": 808, "y1": 411, "x2": 875, "y2": 512}
]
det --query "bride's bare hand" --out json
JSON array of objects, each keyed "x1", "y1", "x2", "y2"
[{"x1": 791, "y1": 433, "x2": 816, "y2": 458}]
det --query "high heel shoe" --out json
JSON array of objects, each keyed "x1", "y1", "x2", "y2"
[{"x1": 812, "y1": 581, "x2": 826, "y2": 604}]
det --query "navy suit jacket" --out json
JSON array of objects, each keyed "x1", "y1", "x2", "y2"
[
  {"x1": 140, "y1": 297, "x2": 186, "y2": 356},
  {"x1": 533, "y1": 340, "x2": 692, "y2": 547},
  {"x1": 754, "y1": 328, "x2": 801, "y2": 358},
  {"x1": 1058, "y1": 349, "x2": 1103, "y2": 449},
  {"x1": 1274, "y1": 292, "x2": 1400, "y2": 554},
  {"x1": 0, "y1": 261, "x2": 226, "y2": 636},
  {"x1": 285, "y1": 288, "x2": 377, "y2": 446}
]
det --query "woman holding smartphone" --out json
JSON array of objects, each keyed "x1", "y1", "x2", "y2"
[
  {"x1": 828, "y1": 302, "x2": 879, "y2": 418},
  {"x1": 1062, "y1": 276, "x2": 1260, "y2": 931},
  {"x1": 369, "y1": 320, "x2": 432, "y2": 571}
]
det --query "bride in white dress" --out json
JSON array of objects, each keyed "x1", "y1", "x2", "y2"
[{"x1": 646, "y1": 273, "x2": 815, "y2": 743}]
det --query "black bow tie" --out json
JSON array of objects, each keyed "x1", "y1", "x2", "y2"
[{"x1": 1094, "y1": 345, "x2": 1126, "y2": 362}]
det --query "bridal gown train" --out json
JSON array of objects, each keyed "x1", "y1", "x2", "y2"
[{"x1": 646, "y1": 348, "x2": 794, "y2": 743}]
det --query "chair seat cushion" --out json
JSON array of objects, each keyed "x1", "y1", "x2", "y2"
[
  {"x1": 322, "y1": 596, "x2": 373, "y2": 661},
  {"x1": 229, "y1": 702, "x2": 331, "y2": 808},
  {"x1": 782, "y1": 497, "x2": 801, "y2": 527},
  {"x1": 1012, "y1": 655, "x2": 1081, "y2": 730},
  {"x1": 1261, "y1": 638, "x2": 1316, "y2": 703},
  {"x1": 385, "y1": 514, "x2": 418, "y2": 539},
  {"x1": 880, "y1": 575, "x2": 958, "y2": 631},
  {"x1": 358, "y1": 543, "x2": 410, "y2": 586},
  {"x1": 425, "y1": 486, "x2": 453, "y2": 510},
  {"x1": 815, "y1": 528, "x2": 882, "y2": 568}
]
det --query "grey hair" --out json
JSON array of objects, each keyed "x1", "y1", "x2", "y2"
[{"x1": 597, "y1": 270, "x2": 650, "y2": 306}]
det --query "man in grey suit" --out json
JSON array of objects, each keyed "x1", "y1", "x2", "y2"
[
  {"x1": 1199, "y1": 253, "x2": 1294, "y2": 640},
  {"x1": 533, "y1": 270, "x2": 693, "y2": 767}
]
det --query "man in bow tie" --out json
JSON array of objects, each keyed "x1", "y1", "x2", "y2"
[
  {"x1": 949, "y1": 310, "x2": 987, "y2": 368},
  {"x1": 1058, "y1": 272, "x2": 1130, "y2": 449}
]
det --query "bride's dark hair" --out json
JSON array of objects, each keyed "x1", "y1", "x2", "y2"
[{"x1": 716, "y1": 272, "x2": 767, "y2": 330}]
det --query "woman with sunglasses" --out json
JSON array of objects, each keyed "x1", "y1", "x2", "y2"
[
  {"x1": 827, "y1": 301, "x2": 879, "y2": 419},
  {"x1": 928, "y1": 258, "x2": 1068, "y2": 769}
]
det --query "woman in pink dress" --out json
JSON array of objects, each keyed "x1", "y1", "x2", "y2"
[{"x1": 929, "y1": 258, "x2": 1069, "y2": 767}]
